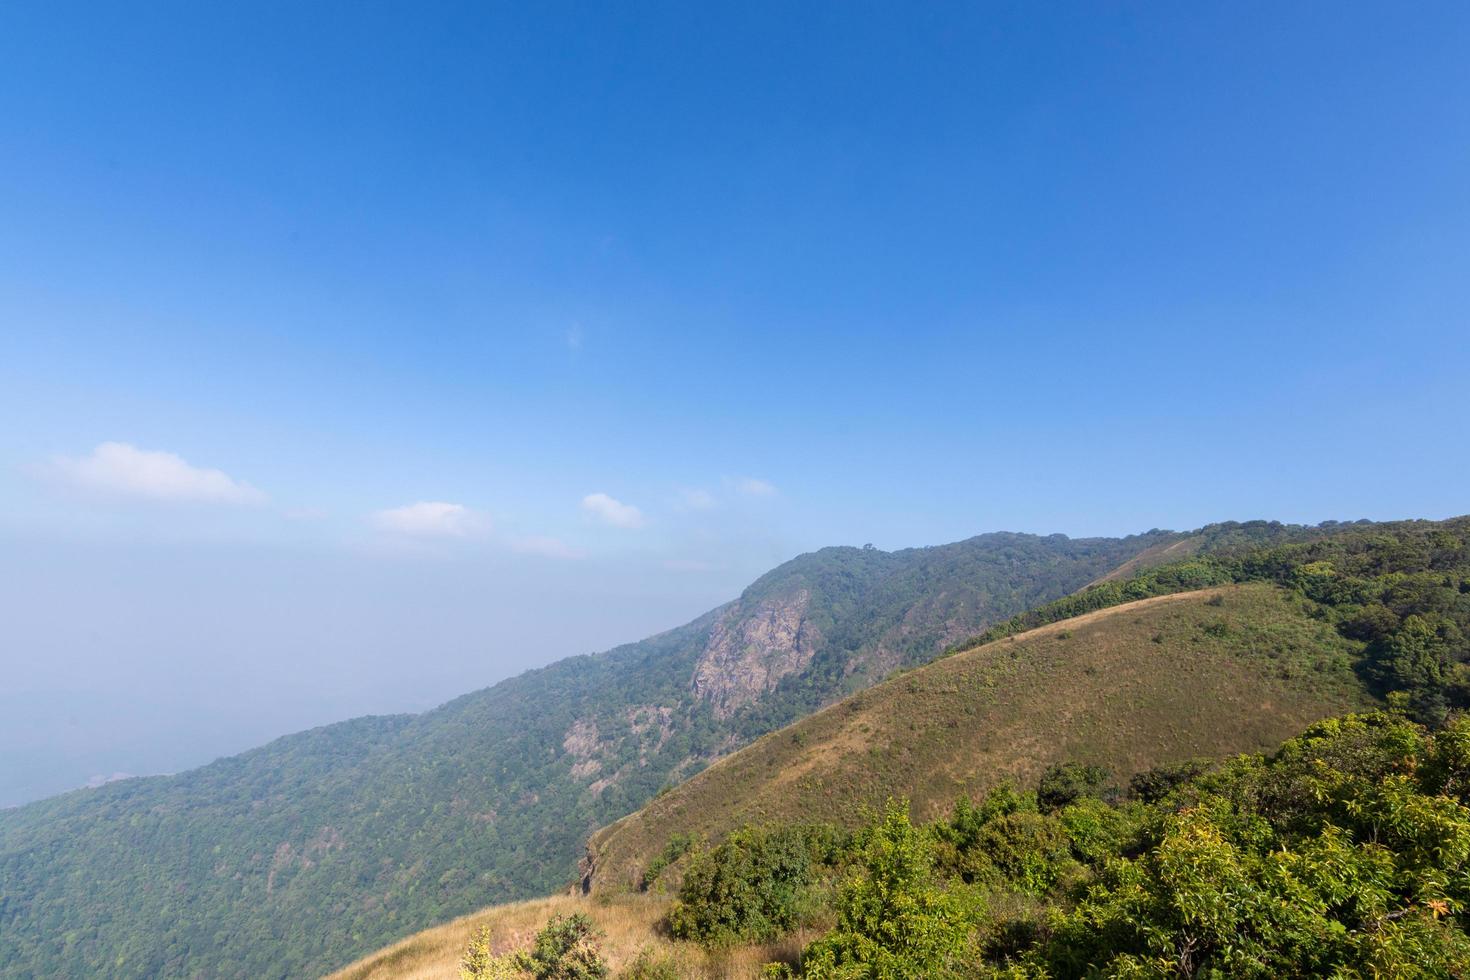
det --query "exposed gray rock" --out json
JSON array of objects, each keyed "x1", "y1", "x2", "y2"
[{"x1": 691, "y1": 588, "x2": 820, "y2": 718}]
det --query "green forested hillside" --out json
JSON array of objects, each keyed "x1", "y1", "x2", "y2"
[
  {"x1": 330, "y1": 516, "x2": 1470, "y2": 980},
  {"x1": 0, "y1": 529, "x2": 1172, "y2": 979},
  {"x1": 593, "y1": 517, "x2": 1470, "y2": 890},
  {"x1": 589, "y1": 583, "x2": 1373, "y2": 890},
  {"x1": 336, "y1": 709, "x2": 1470, "y2": 979}
]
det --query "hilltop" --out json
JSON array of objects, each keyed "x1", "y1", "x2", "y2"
[
  {"x1": 0, "y1": 528, "x2": 1176, "y2": 980},
  {"x1": 329, "y1": 516, "x2": 1470, "y2": 979},
  {"x1": 588, "y1": 583, "x2": 1369, "y2": 891}
]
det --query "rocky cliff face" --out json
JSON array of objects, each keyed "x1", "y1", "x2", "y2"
[{"x1": 690, "y1": 589, "x2": 820, "y2": 718}]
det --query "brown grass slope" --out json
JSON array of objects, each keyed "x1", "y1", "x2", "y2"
[
  {"x1": 588, "y1": 582, "x2": 1371, "y2": 891},
  {"x1": 1081, "y1": 534, "x2": 1204, "y2": 589},
  {"x1": 325, "y1": 892, "x2": 797, "y2": 980}
]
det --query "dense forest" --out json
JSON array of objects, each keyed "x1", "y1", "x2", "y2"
[{"x1": 0, "y1": 530, "x2": 1170, "y2": 979}]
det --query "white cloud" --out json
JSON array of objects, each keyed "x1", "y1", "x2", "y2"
[
  {"x1": 736, "y1": 477, "x2": 778, "y2": 498},
  {"x1": 371, "y1": 501, "x2": 488, "y2": 537},
  {"x1": 42, "y1": 441, "x2": 266, "y2": 505},
  {"x1": 581, "y1": 492, "x2": 646, "y2": 528},
  {"x1": 511, "y1": 535, "x2": 586, "y2": 560},
  {"x1": 675, "y1": 487, "x2": 718, "y2": 511},
  {"x1": 565, "y1": 325, "x2": 584, "y2": 351}
]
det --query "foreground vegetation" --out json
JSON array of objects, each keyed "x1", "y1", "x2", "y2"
[
  {"x1": 348, "y1": 708, "x2": 1470, "y2": 979},
  {"x1": 660, "y1": 708, "x2": 1470, "y2": 977},
  {"x1": 0, "y1": 530, "x2": 1171, "y2": 979}
]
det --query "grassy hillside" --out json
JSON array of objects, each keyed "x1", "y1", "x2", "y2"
[
  {"x1": 343, "y1": 709, "x2": 1470, "y2": 979},
  {"x1": 326, "y1": 892, "x2": 789, "y2": 980},
  {"x1": 0, "y1": 529, "x2": 1174, "y2": 980},
  {"x1": 323, "y1": 517, "x2": 1470, "y2": 978},
  {"x1": 589, "y1": 583, "x2": 1371, "y2": 891}
]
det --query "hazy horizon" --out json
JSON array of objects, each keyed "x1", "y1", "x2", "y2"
[{"x1": 3, "y1": 2, "x2": 1468, "y2": 807}]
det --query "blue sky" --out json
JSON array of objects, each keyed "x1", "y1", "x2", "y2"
[{"x1": 2, "y1": 2, "x2": 1468, "y2": 804}]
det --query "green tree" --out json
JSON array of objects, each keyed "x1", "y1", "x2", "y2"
[
  {"x1": 518, "y1": 914, "x2": 608, "y2": 980},
  {"x1": 802, "y1": 800, "x2": 980, "y2": 979},
  {"x1": 668, "y1": 825, "x2": 827, "y2": 945},
  {"x1": 1036, "y1": 763, "x2": 1113, "y2": 813},
  {"x1": 460, "y1": 925, "x2": 519, "y2": 980}
]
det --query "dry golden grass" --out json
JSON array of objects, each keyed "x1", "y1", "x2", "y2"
[
  {"x1": 324, "y1": 891, "x2": 814, "y2": 980},
  {"x1": 589, "y1": 583, "x2": 1371, "y2": 890}
]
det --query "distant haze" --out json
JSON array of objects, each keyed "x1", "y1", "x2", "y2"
[
  {"x1": 0, "y1": 536, "x2": 766, "y2": 806},
  {"x1": 2, "y1": 3, "x2": 1468, "y2": 804}
]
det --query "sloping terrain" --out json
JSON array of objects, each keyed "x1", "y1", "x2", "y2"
[
  {"x1": 588, "y1": 583, "x2": 1371, "y2": 891},
  {"x1": 320, "y1": 516, "x2": 1470, "y2": 977},
  {"x1": 1081, "y1": 533, "x2": 1204, "y2": 588},
  {"x1": 326, "y1": 581, "x2": 1375, "y2": 980},
  {"x1": 324, "y1": 892, "x2": 787, "y2": 980},
  {"x1": 0, "y1": 529, "x2": 1174, "y2": 980}
]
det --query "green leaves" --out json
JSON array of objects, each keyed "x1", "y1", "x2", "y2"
[
  {"x1": 668, "y1": 825, "x2": 832, "y2": 945},
  {"x1": 460, "y1": 915, "x2": 608, "y2": 980},
  {"x1": 802, "y1": 801, "x2": 982, "y2": 979}
]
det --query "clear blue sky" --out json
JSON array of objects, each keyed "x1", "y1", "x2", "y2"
[{"x1": 1, "y1": 2, "x2": 1467, "y2": 804}]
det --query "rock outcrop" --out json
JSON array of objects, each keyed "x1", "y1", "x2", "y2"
[{"x1": 690, "y1": 588, "x2": 820, "y2": 718}]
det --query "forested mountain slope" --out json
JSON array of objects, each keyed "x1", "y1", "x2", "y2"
[
  {"x1": 594, "y1": 516, "x2": 1470, "y2": 893},
  {"x1": 588, "y1": 583, "x2": 1371, "y2": 891},
  {"x1": 333, "y1": 516, "x2": 1470, "y2": 980},
  {"x1": 0, "y1": 528, "x2": 1175, "y2": 980}
]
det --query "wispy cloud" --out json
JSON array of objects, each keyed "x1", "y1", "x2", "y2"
[
  {"x1": 581, "y1": 492, "x2": 646, "y2": 528},
  {"x1": 565, "y1": 325, "x2": 584, "y2": 351},
  {"x1": 511, "y1": 535, "x2": 586, "y2": 560},
  {"x1": 675, "y1": 487, "x2": 718, "y2": 511},
  {"x1": 40, "y1": 442, "x2": 266, "y2": 505},
  {"x1": 736, "y1": 477, "x2": 778, "y2": 498},
  {"x1": 371, "y1": 501, "x2": 488, "y2": 537}
]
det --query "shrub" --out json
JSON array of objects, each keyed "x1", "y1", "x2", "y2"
[
  {"x1": 617, "y1": 947, "x2": 678, "y2": 980},
  {"x1": 460, "y1": 925, "x2": 522, "y2": 980},
  {"x1": 1036, "y1": 762, "x2": 1112, "y2": 813},
  {"x1": 801, "y1": 800, "x2": 981, "y2": 978},
  {"x1": 1127, "y1": 759, "x2": 1210, "y2": 803},
  {"x1": 520, "y1": 914, "x2": 608, "y2": 980},
  {"x1": 668, "y1": 825, "x2": 831, "y2": 945}
]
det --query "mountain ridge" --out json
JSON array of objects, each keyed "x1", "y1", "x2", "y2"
[{"x1": 0, "y1": 526, "x2": 1181, "y2": 979}]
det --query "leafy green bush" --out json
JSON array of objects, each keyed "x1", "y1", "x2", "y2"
[
  {"x1": 1033, "y1": 712, "x2": 1470, "y2": 975},
  {"x1": 518, "y1": 914, "x2": 608, "y2": 980},
  {"x1": 739, "y1": 709, "x2": 1470, "y2": 976},
  {"x1": 461, "y1": 925, "x2": 520, "y2": 980},
  {"x1": 1035, "y1": 763, "x2": 1113, "y2": 813},
  {"x1": 801, "y1": 800, "x2": 982, "y2": 978},
  {"x1": 668, "y1": 825, "x2": 839, "y2": 945},
  {"x1": 1126, "y1": 759, "x2": 1209, "y2": 803},
  {"x1": 617, "y1": 947, "x2": 678, "y2": 980}
]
